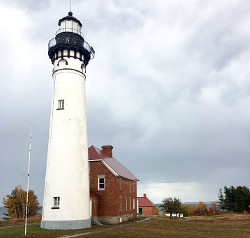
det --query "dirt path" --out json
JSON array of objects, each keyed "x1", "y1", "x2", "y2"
[{"x1": 59, "y1": 218, "x2": 151, "y2": 238}]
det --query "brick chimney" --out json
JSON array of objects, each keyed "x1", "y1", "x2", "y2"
[
  {"x1": 101, "y1": 145, "x2": 113, "y2": 158},
  {"x1": 143, "y1": 194, "x2": 146, "y2": 197}
]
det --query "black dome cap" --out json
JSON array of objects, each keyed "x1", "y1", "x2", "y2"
[{"x1": 58, "y1": 12, "x2": 82, "y2": 27}]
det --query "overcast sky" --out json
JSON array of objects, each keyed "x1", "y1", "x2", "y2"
[{"x1": 0, "y1": 0, "x2": 250, "y2": 205}]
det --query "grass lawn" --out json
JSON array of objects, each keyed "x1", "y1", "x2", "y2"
[{"x1": 0, "y1": 213, "x2": 250, "y2": 237}]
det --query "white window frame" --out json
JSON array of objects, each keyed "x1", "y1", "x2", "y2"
[
  {"x1": 125, "y1": 197, "x2": 127, "y2": 211},
  {"x1": 53, "y1": 197, "x2": 60, "y2": 207},
  {"x1": 129, "y1": 197, "x2": 132, "y2": 210},
  {"x1": 133, "y1": 198, "x2": 135, "y2": 209},
  {"x1": 58, "y1": 100, "x2": 64, "y2": 110},
  {"x1": 98, "y1": 175, "x2": 105, "y2": 190}
]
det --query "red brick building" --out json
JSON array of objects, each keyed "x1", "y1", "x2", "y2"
[
  {"x1": 138, "y1": 194, "x2": 156, "y2": 215},
  {"x1": 89, "y1": 145, "x2": 138, "y2": 224}
]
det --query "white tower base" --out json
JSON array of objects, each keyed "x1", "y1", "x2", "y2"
[{"x1": 41, "y1": 219, "x2": 91, "y2": 230}]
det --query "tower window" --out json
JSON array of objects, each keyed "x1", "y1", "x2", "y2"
[
  {"x1": 58, "y1": 100, "x2": 64, "y2": 110},
  {"x1": 51, "y1": 197, "x2": 60, "y2": 209},
  {"x1": 98, "y1": 175, "x2": 105, "y2": 190}
]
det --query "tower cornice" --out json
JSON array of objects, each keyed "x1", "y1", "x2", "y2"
[{"x1": 48, "y1": 32, "x2": 93, "y2": 65}]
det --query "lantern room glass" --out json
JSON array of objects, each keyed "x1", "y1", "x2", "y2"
[{"x1": 59, "y1": 19, "x2": 81, "y2": 35}]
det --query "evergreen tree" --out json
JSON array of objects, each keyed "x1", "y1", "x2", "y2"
[
  {"x1": 218, "y1": 189, "x2": 226, "y2": 210},
  {"x1": 218, "y1": 186, "x2": 250, "y2": 212}
]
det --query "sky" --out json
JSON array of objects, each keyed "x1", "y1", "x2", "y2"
[{"x1": 0, "y1": 0, "x2": 250, "y2": 205}]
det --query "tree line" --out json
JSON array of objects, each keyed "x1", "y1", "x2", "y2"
[
  {"x1": 2, "y1": 185, "x2": 249, "y2": 219},
  {"x1": 218, "y1": 186, "x2": 250, "y2": 212},
  {"x1": 160, "y1": 185, "x2": 249, "y2": 218},
  {"x1": 159, "y1": 197, "x2": 219, "y2": 218}
]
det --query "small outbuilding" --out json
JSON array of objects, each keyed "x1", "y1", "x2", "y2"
[{"x1": 137, "y1": 194, "x2": 156, "y2": 215}]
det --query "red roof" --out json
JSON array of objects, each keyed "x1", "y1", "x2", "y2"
[
  {"x1": 138, "y1": 195, "x2": 155, "y2": 207},
  {"x1": 88, "y1": 145, "x2": 138, "y2": 181},
  {"x1": 88, "y1": 145, "x2": 109, "y2": 160}
]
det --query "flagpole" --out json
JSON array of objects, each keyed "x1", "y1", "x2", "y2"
[{"x1": 25, "y1": 128, "x2": 32, "y2": 236}]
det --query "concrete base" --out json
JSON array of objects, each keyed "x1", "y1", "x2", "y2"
[
  {"x1": 40, "y1": 219, "x2": 91, "y2": 230},
  {"x1": 96, "y1": 214, "x2": 136, "y2": 224}
]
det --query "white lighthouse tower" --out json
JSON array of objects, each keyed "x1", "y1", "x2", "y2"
[{"x1": 41, "y1": 12, "x2": 94, "y2": 230}]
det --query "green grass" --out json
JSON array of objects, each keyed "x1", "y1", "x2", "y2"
[{"x1": 0, "y1": 214, "x2": 250, "y2": 238}]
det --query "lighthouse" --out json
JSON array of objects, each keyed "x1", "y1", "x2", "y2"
[{"x1": 41, "y1": 12, "x2": 94, "y2": 230}]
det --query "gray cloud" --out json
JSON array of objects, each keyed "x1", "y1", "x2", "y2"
[
  {"x1": 2, "y1": 0, "x2": 51, "y2": 12},
  {"x1": 0, "y1": 0, "x2": 250, "y2": 204}
]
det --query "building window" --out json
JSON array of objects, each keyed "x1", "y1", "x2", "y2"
[
  {"x1": 52, "y1": 197, "x2": 60, "y2": 209},
  {"x1": 125, "y1": 197, "x2": 127, "y2": 211},
  {"x1": 120, "y1": 196, "x2": 122, "y2": 211},
  {"x1": 58, "y1": 100, "x2": 64, "y2": 110},
  {"x1": 129, "y1": 181, "x2": 131, "y2": 193},
  {"x1": 129, "y1": 197, "x2": 132, "y2": 210},
  {"x1": 98, "y1": 175, "x2": 105, "y2": 190},
  {"x1": 139, "y1": 207, "x2": 143, "y2": 214},
  {"x1": 133, "y1": 198, "x2": 135, "y2": 209},
  {"x1": 133, "y1": 183, "x2": 135, "y2": 193},
  {"x1": 119, "y1": 178, "x2": 122, "y2": 191}
]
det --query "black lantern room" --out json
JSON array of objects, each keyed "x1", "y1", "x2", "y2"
[{"x1": 48, "y1": 12, "x2": 95, "y2": 66}]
